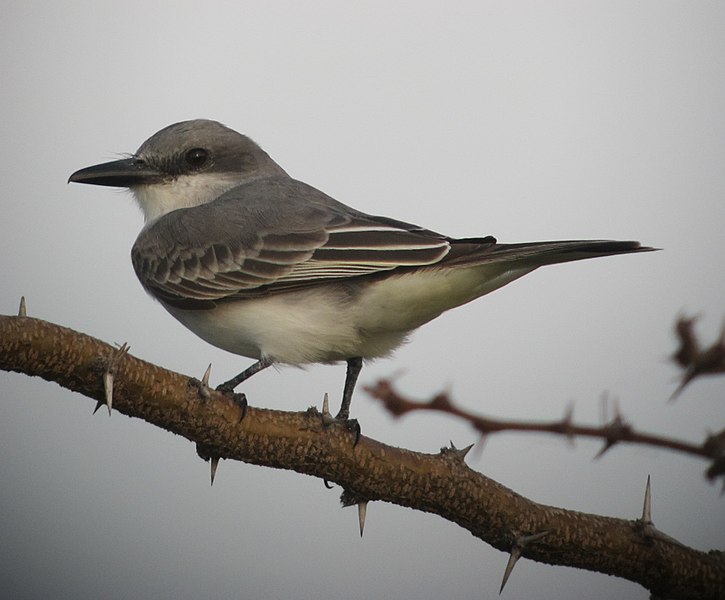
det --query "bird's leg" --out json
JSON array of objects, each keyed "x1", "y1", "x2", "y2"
[
  {"x1": 216, "y1": 358, "x2": 272, "y2": 393},
  {"x1": 336, "y1": 357, "x2": 363, "y2": 421}
]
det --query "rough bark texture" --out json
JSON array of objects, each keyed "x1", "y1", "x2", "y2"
[{"x1": 1, "y1": 314, "x2": 723, "y2": 599}]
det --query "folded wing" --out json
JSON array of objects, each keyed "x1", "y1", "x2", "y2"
[{"x1": 131, "y1": 179, "x2": 459, "y2": 307}]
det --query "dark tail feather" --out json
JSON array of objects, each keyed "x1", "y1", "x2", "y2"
[{"x1": 446, "y1": 239, "x2": 658, "y2": 267}]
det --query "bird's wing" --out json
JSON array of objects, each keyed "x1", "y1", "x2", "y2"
[{"x1": 131, "y1": 178, "x2": 477, "y2": 307}]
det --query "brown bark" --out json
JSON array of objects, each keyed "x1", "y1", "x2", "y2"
[{"x1": 1, "y1": 314, "x2": 723, "y2": 599}]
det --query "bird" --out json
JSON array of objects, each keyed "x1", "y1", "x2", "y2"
[{"x1": 69, "y1": 119, "x2": 654, "y2": 420}]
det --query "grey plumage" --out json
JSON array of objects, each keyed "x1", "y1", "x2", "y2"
[
  {"x1": 131, "y1": 177, "x2": 453, "y2": 306},
  {"x1": 69, "y1": 119, "x2": 655, "y2": 419}
]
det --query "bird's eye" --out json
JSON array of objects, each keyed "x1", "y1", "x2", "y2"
[{"x1": 184, "y1": 147, "x2": 210, "y2": 169}]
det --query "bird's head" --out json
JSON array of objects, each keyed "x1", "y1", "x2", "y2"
[{"x1": 69, "y1": 119, "x2": 287, "y2": 223}]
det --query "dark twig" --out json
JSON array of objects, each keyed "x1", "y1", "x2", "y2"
[
  {"x1": 366, "y1": 381, "x2": 723, "y2": 482},
  {"x1": 671, "y1": 314, "x2": 725, "y2": 400}
]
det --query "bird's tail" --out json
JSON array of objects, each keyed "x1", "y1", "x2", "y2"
[{"x1": 445, "y1": 239, "x2": 658, "y2": 268}]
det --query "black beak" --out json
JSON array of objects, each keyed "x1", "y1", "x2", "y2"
[{"x1": 68, "y1": 157, "x2": 163, "y2": 187}]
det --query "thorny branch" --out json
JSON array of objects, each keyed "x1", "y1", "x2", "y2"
[
  {"x1": 1, "y1": 310, "x2": 724, "y2": 599},
  {"x1": 671, "y1": 314, "x2": 725, "y2": 400},
  {"x1": 368, "y1": 313, "x2": 725, "y2": 484},
  {"x1": 365, "y1": 391, "x2": 725, "y2": 483}
]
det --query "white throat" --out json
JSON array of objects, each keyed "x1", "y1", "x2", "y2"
[{"x1": 131, "y1": 172, "x2": 242, "y2": 223}]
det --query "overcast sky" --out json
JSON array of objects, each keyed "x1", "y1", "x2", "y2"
[{"x1": 1, "y1": 2, "x2": 724, "y2": 599}]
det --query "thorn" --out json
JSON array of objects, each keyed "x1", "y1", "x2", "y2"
[
  {"x1": 318, "y1": 393, "x2": 360, "y2": 444},
  {"x1": 102, "y1": 343, "x2": 130, "y2": 416},
  {"x1": 92, "y1": 400, "x2": 104, "y2": 415},
  {"x1": 499, "y1": 545, "x2": 521, "y2": 594},
  {"x1": 499, "y1": 530, "x2": 552, "y2": 594},
  {"x1": 440, "y1": 441, "x2": 474, "y2": 463},
  {"x1": 451, "y1": 442, "x2": 474, "y2": 462},
  {"x1": 593, "y1": 439, "x2": 616, "y2": 460},
  {"x1": 102, "y1": 371, "x2": 114, "y2": 415},
  {"x1": 672, "y1": 313, "x2": 700, "y2": 367},
  {"x1": 668, "y1": 377, "x2": 690, "y2": 402},
  {"x1": 612, "y1": 396, "x2": 623, "y2": 421},
  {"x1": 210, "y1": 456, "x2": 220, "y2": 486},
  {"x1": 321, "y1": 393, "x2": 335, "y2": 426},
  {"x1": 323, "y1": 479, "x2": 334, "y2": 489},
  {"x1": 634, "y1": 474, "x2": 657, "y2": 541},
  {"x1": 641, "y1": 475, "x2": 652, "y2": 523},
  {"x1": 562, "y1": 403, "x2": 575, "y2": 446},
  {"x1": 634, "y1": 476, "x2": 685, "y2": 546},
  {"x1": 459, "y1": 443, "x2": 474, "y2": 459},
  {"x1": 193, "y1": 363, "x2": 213, "y2": 401},
  {"x1": 18, "y1": 296, "x2": 26, "y2": 317},
  {"x1": 594, "y1": 400, "x2": 629, "y2": 460},
  {"x1": 357, "y1": 501, "x2": 368, "y2": 538},
  {"x1": 670, "y1": 313, "x2": 725, "y2": 400}
]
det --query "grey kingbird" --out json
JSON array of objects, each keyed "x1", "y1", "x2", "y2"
[{"x1": 69, "y1": 119, "x2": 654, "y2": 420}]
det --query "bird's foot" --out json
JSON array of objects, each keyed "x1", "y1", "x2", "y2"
[
  {"x1": 213, "y1": 385, "x2": 249, "y2": 422},
  {"x1": 215, "y1": 358, "x2": 272, "y2": 394},
  {"x1": 229, "y1": 392, "x2": 248, "y2": 421},
  {"x1": 344, "y1": 418, "x2": 362, "y2": 446}
]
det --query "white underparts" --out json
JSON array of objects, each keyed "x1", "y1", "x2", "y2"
[{"x1": 162, "y1": 262, "x2": 536, "y2": 365}]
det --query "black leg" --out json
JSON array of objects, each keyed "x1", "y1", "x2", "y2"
[
  {"x1": 216, "y1": 358, "x2": 272, "y2": 392},
  {"x1": 336, "y1": 357, "x2": 363, "y2": 420}
]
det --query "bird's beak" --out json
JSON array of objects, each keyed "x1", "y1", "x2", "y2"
[{"x1": 68, "y1": 157, "x2": 163, "y2": 187}]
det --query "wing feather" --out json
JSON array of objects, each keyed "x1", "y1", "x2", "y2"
[
  {"x1": 130, "y1": 177, "x2": 648, "y2": 310},
  {"x1": 131, "y1": 178, "x2": 454, "y2": 306}
]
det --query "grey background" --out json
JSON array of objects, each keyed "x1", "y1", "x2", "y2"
[{"x1": 1, "y1": 2, "x2": 723, "y2": 599}]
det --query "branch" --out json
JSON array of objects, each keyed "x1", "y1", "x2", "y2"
[
  {"x1": 366, "y1": 381, "x2": 725, "y2": 483},
  {"x1": 671, "y1": 314, "x2": 725, "y2": 400},
  {"x1": 1, "y1": 311, "x2": 724, "y2": 599}
]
